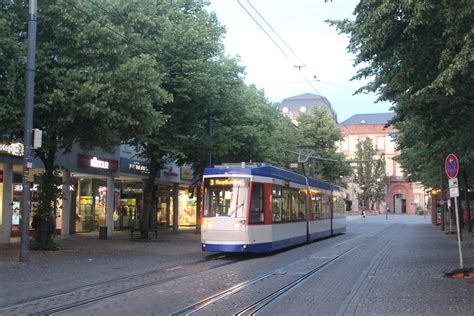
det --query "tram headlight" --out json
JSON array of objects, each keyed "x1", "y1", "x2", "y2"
[
  {"x1": 202, "y1": 219, "x2": 211, "y2": 228},
  {"x1": 234, "y1": 220, "x2": 246, "y2": 229}
]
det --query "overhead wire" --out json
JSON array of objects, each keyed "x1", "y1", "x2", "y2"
[
  {"x1": 239, "y1": 0, "x2": 338, "y2": 116},
  {"x1": 236, "y1": 0, "x2": 297, "y2": 67}
]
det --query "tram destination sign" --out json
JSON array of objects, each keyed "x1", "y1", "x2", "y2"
[{"x1": 209, "y1": 178, "x2": 246, "y2": 186}]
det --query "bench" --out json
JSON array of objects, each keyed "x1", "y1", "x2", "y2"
[{"x1": 130, "y1": 228, "x2": 158, "y2": 240}]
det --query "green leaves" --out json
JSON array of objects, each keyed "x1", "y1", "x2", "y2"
[
  {"x1": 296, "y1": 105, "x2": 352, "y2": 184},
  {"x1": 354, "y1": 138, "x2": 386, "y2": 209},
  {"x1": 330, "y1": 0, "x2": 474, "y2": 187}
]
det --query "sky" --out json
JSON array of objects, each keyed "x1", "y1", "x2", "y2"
[{"x1": 206, "y1": 0, "x2": 393, "y2": 122}]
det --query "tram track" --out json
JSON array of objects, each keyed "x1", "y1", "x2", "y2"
[
  {"x1": 2, "y1": 225, "x2": 390, "y2": 315},
  {"x1": 0, "y1": 254, "x2": 239, "y2": 315},
  {"x1": 170, "y1": 225, "x2": 394, "y2": 316},
  {"x1": 170, "y1": 243, "x2": 369, "y2": 315}
]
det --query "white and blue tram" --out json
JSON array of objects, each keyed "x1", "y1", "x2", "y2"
[{"x1": 201, "y1": 164, "x2": 347, "y2": 253}]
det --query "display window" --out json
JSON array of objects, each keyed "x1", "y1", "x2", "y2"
[
  {"x1": 75, "y1": 179, "x2": 107, "y2": 232},
  {"x1": 156, "y1": 186, "x2": 197, "y2": 227},
  {"x1": 177, "y1": 190, "x2": 196, "y2": 226}
]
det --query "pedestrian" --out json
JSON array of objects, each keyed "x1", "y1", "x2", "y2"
[{"x1": 362, "y1": 209, "x2": 366, "y2": 219}]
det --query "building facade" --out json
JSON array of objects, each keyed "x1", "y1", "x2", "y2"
[
  {"x1": 279, "y1": 93, "x2": 333, "y2": 125},
  {"x1": 338, "y1": 113, "x2": 427, "y2": 215},
  {"x1": 0, "y1": 142, "x2": 197, "y2": 244}
]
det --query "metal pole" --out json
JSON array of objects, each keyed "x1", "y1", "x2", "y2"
[
  {"x1": 454, "y1": 196, "x2": 464, "y2": 268},
  {"x1": 20, "y1": 0, "x2": 37, "y2": 263},
  {"x1": 440, "y1": 165, "x2": 445, "y2": 231}
]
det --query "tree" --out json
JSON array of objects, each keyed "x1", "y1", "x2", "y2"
[
  {"x1": 1, "y1": 0, "x2": 169, "y2": 247},
  {"x1": 296, "y1": 105, "x2": 352, "y2": 185},
  {"x1": 328, "y1": 1, "x2": 474, "y2": 188},
  {"x1": 353, "y1": 138, "x2": 386, "y2": 210}
]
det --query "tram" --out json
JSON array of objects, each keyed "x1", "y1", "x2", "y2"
[{"x1": 201, "y1": 163, "x2": 347, "y2": 253}]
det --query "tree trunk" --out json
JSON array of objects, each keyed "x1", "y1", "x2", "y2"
[
  {"x1": 34, "y1": 149, "x2": 58, "y2": 249},
  {"x1": 140, "y1": 161, "x2": 160, "y2": 238}
]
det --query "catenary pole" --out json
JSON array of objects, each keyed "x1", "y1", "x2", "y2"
[{"x1": 20, "y1": 0, "x2": 37, "y2": 262}]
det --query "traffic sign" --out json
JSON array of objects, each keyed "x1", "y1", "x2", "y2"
[
  {"x1": 450, "y1": 187, "x2": 460, "y2": 198},
  {"x1": 445, "y1": 154, "x2": 459, "y2": 179}
]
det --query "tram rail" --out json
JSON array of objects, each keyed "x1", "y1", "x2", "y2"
[
  {"x1": 170, "y1": 226, "x2": 394, "y2": 316},
  {"x1": 0, "y1": 254, "x2": 239, "y2": 315}
]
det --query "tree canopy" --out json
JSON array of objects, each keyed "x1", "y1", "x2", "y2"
[
  {"x1": 353, "y1": 138, "x2": 386, "y2": 210},
  {"x1": 328, "y1": 1, "x2": 473, "y2": 188},
  {"x1": 296, "y1": 105, "x2": 352, "y2": 185}
]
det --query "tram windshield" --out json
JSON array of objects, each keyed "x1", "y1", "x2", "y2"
[{"x1": 203, "y1": 177, "x2": 249, "y2": 218}]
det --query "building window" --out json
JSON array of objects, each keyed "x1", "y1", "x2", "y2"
[{"x1": 376, "y1": 136, "x2": 385, "y2": 151}]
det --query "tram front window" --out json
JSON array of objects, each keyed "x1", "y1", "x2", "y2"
[{"x1": 203, "y1": 178, "x2": 249, "y2": 218}]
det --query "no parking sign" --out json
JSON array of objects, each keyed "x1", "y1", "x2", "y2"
[{"x1": 445, "y1": 154, "x2": 459, "y2": 179}]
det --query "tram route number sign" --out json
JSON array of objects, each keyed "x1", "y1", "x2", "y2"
[{"x1": 445, "y1": 153, "x2": 460, "y2": 179}]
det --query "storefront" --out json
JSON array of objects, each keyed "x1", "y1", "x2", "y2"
[
  {"x1": 2, "y1": 142, "x2": 199, "y2": 242},
  {"x1": 73, "y1": 153, "x2": 119, "y2": 233},
  {"x1": 156, "y1": 165, "x2": 196, "y2": 227},
  {"x1": 115, "y1": 183, "x2": 142, "y2": 230},
  {"x1": 117, "y1": 157, "x2": 148, "y2": 229},
  {"x1": 0, "y1": 142, "x2": 28, "y2": 241}
]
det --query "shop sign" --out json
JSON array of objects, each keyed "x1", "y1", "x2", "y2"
[
  {"x1": 14, "y1": 183, "x2": 74, "y2": 192},
  {"x1": 120, "y1": 158, "x2": 149, "y2": 175},
  {"x1": 163, "y1": 165, "x2": 179, "y2": 177},
  {"x1": 77, "y1": 154, "x2": 118, "y2": 171},
  {"x1": 14, "y1": 184, "x2": 39, "y2": 192},
  {"x1": 0, "y1": 142, "x2": 24, "y2": 157},
  {"x1": 181, "y1": 167, "x2": 193, "y2": 181},
  {"x1": 122, "y1": 187, "x2": 143, "y2": 194}
]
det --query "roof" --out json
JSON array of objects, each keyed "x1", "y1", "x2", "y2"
[
  {"x1": 204, "y1": 164, "x2": 339, "y2": 192},
  {"x1": 279, "y1": 93, "x2": 335, "y2": 121},
  {"x1": 280, "y1": 93, "x2": 331, "y2": 108},
  {"x1": 339, "y1": 113, "x2": 395, "y2": 126}
]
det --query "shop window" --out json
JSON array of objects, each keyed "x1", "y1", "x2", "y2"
[{"x1": 249, "y1": 183, "x2": 264, "y2": 224}]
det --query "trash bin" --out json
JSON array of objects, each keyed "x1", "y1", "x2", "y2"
[{"x1": 99, "y1": 226, "x2": 107, "y2": 240}]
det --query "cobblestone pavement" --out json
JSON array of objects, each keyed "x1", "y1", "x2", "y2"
[{"x1": 1, "y1": 215, "x2": 473, "y2": 315}]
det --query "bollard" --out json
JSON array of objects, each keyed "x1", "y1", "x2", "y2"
[{"x1": 99, "y1": 226, "x2": 107, "y2": 240}]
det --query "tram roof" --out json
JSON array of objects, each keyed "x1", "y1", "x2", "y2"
[{"x1": 204, "y1": 164, "x2": 341, "y2": 192}]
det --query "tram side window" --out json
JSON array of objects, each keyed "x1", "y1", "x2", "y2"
[
  {"x1": 272, "y1": 188, "x2": 282, "y2": 222},
  {"x1": 290, "y1": 190, "x2": 299, "y2": 220},
  {"x1": 249, "y1": 184, "x2": 264, "y2": 224},
  {"x1": 298, "y1": 192, "x2": 306, "y2": 220},
  {"x1": 281, "y1": 189, "x2": 291, "y2": 221},
  {"x1": 311, "y1": 194, "x2": 322, "y2": 220},
  {"x1": 321, "y1": 195, "x2": 330, "y2": 219},
  {"x1": 334, "y1": 196, "x2": 345, "y2": 218}
]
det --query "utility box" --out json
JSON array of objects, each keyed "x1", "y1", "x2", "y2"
[{"x1": 32, "y1": 128, "x2": 42, "y2": 149}]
